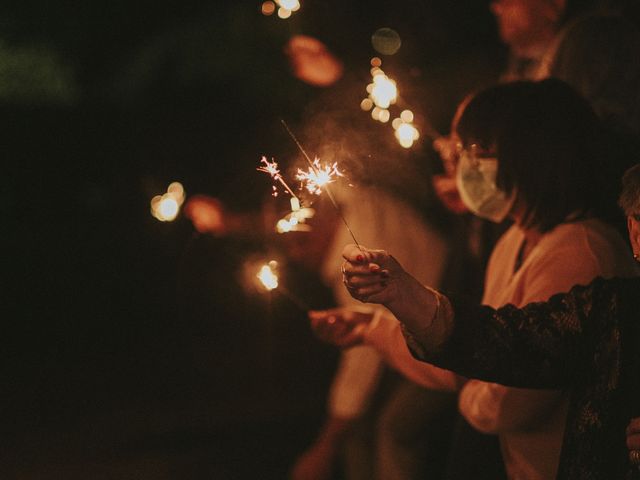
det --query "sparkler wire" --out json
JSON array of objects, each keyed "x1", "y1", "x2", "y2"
[
  {"x1": 278, "y1": 285, "x2": 311, "y2": 311},
  {"x1": 280, "y1": 119, "x2": 362, "y2": 250}
]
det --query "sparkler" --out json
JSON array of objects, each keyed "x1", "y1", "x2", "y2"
[
  {"x1": 280, "y1": 119, "x2": 361, "y2": 249},
  {"x1": 296, "y1": 158, "x2": 343, "y2": 195},
  {"x1": 258, "y1": 157, "x2": 318, "y2": 234},
  {"x1": 255, "y1": 260, "x2": 310, "y2": 310},
  {"x1": 257, "y1": 156, "x2": 300, "y2": 200}
]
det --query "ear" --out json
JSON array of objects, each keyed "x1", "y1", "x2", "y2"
[{"x1": 628, "y1": 216, "x2": 640, "y2": 256}]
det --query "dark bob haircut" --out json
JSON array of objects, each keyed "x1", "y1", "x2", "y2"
[{"x1": 455, "y1": 79, "x2": 614, "y2": 233}]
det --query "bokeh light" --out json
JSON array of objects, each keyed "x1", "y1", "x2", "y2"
[
  {"x1": 151, "y1": 181, "x2": 186, "y2": 222},
  {"x1": 275, "y1": 207, "x2": 315, "y2": 234},
  {"x1": 370, "y1": 72, "x2": 397, "y2": 109},
  {"x1": 261, "y1": 1, "x2": 276, "y2": 15},
  {"x1": 256, "y1": 261, "x2": 279, "y2": 291},
  {"x1": 393, "y1": 120, "x2": 420, "y2": 148},
  {"x1": 371, "y1": 28, "x2": 402, "y2": 55},
  {"x1": 400, "y1": 109, "x2": 414, "y2": 123},
  {"x1": 275, "y1": 0, "x2": 300, "y2": 18}
]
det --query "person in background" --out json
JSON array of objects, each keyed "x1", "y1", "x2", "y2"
[
  {"x1": 188, "y1": 35, "x2": 454, "y2": 480},
  {"x1": 307, "y1": 79, "x2": 640, "y2": 479},
  {"x1": 329, "y1": 161, "x2": 640, "y2": 479}
]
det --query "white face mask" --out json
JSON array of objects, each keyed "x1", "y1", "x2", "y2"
[{"x1": 455, "y1": 148, "x2": 515, "y2": 223}]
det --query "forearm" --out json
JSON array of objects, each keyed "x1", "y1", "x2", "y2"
[
  {"x1": 363, "y1": 310, "x2": 460, "y2": 391},
  {"x1": 382, "y1": 270, "x2": 453, "y2": 354}
]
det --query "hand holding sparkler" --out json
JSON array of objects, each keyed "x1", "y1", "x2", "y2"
[{"x1": 341, "y1": 244, "x2": 442, "y2": 339}]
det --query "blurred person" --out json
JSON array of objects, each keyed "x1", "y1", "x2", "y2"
[
  {"x1": 308, "y1": 79, "x2": 640, "y2": 479},
  {"x1": 186, "y1": 183, "x2": 450, "y2": 480},
  {"x1": 285, "y1": 35, "x2": 344, "y2": 87},
  {"x1": 327, "y1": 161, "x2": 640, "y2": 479},
  {"x1": 186, "y1": 34, "x2": 453, "y2": 480}
]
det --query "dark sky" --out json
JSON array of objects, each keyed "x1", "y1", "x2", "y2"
[{"x1": 3, "y1": 2, "x2": 505, "y2": 478}]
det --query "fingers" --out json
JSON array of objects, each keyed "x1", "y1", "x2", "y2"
[
  {"x1": 308, "y1": 309, "x2": 372, "y2": 348},
  {"x1": 342, "y1": 244, "x2": 369, "y2": 263}
]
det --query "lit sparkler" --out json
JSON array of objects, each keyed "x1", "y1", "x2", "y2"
[
  {"x1": 280, "y1": 119, "x2": 361, "y2": 249},
  {"x1": 296, "y1": 158, "x2": 343, "y2": 195},
  {"x1": 253, "y1": 259, "x2": 310, "y2": 310},
  {"x1": 151, "y1": 181, "x2": 186, "y2": 222},
  {"x1": 257, "y1": 261, "x2": 279, "y2": 291},
  {"x1": 257, "y1": 156, "x2": 300, "y2": 200}
]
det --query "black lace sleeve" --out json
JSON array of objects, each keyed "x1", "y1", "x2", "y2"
[{"x1": 417, "y1": 277, "x2": 610, "y2": 389}]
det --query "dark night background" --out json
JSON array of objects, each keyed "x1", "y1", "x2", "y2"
[{"x1": 4, "y1": 1, "x2": 504, "y2": 478}]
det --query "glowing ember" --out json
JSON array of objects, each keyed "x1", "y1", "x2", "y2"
[
  {"x1": 257, "y1": 262, "x2": 279, "y2": 291},
  {"x1": 296, "y1": 158, "x2": 343, "y2": 195},
  {"x1": 151, "y1": 181, "x2": 186, "y2": 222}
]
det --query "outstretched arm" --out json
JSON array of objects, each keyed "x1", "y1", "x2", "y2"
[{"x1": 341, "y1": 244, "x2": 603, "y2": 389}]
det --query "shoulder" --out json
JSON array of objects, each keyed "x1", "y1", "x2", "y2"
[
  {"x1": 566, "y1": 275, "x2": 640, "y2": 306},
  {"x1": 521, "y1": 220, "x2": 636, "y2": 293},
  {"x1": 491, "y1": 224, "x2": 522, "y2": 253},
  {"x1": 542, "y1": 219, "x2": 628, "y2": 257}
]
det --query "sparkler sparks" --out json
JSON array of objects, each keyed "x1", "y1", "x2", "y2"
[
  {"x1": 296, "y1": 158, "x2": 343, "y2": 195},
  {"x1": 280, "y1": 119, "x2": 361, "y2": 249},
  {"x1": 257, "y1": 156, "x2": 299, "y2": 199},
  {"x1": 249, "y1": 259, "x2": 310, "y2": 310}
]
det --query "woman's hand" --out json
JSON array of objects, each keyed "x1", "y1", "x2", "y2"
[
  {"x1": 308, "y1": 308, "x2": 374, "y2": 348},
  {"x1": 341, "y1": 244, "x2": 409, "y2": 305},
  {"x1": 341, "y1": 244, "x2": 443, "y2": 339}
]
